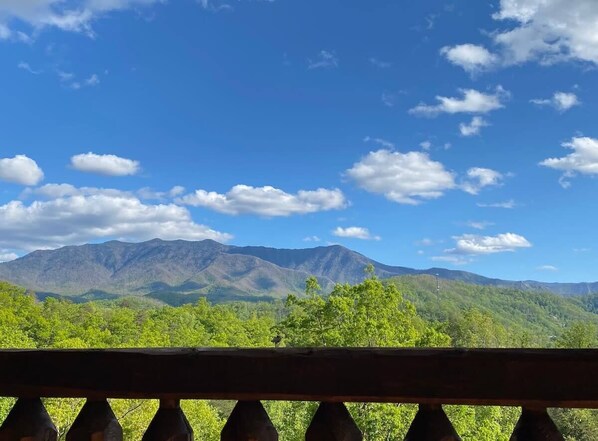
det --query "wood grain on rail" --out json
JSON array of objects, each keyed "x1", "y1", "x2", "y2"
[{"x1": 0, "y1": 348, "x2": 596, "y2": 408}]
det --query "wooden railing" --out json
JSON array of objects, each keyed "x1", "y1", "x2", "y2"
[{"x1": 0, "y1": 348, "x2": 596, "y2": 440}]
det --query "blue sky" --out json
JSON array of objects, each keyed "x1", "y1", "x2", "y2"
[{"x1": 1, "y1": 0, "x2": 597, "y2": 282}]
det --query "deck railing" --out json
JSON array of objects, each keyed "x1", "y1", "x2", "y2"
[{"x1": 0, "y1": 348, "x2": 596, "y2": 440}]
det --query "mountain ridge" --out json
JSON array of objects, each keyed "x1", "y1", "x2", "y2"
[{"x1": 0, "y1": 238, "x2": 596, "y2": 300}]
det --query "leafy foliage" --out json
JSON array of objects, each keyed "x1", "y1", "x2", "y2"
[{"x1": 0, "y1": 278, "x2": 595, "y2": 440}]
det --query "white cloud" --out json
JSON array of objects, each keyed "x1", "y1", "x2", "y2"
[
  {"x1": 363, "y1": 136, "x2": 394, "y2": 149},
  {"x1": 465, "y1": 220, "x2": 494, "y2": 230},
  {"x1": 346, "y1": 149, "x2": 457, "y2": 205},
  {"x1": 17, "y1": 61, "x2": 41, "y2": 74},
  {"x1": 333, "y1": 226, "x2": 380, "y2": 241},
  {"x1": 25, "y1": 183, "x2": 130, "y2": 199},
  {"x1": 177, "y1": 185, "x2": 347, "y2": 216},
  {"x1": 197, "y1": 0, "x2": 234, "y2": 11},
  {"x1": 477, "y1": 200, "x2": 516, "y2": 209},
  {"x1": 419, "y1": 141, "x2": 432, "y2": 151},
  {"x1": 57, "y1": 71, "x2": 75, "y2": 82},
  {"x1": 493, "y1": 0, "x2": 598, "y2": 65},
  {"x1": 416, "y1": 238, "x2": 435, "y2": 246},
  {"x1": 85, "y1": 73, "x2": 100, "y2": 86},
  {"x1": 303, "y1": 235, "x2": 321, "y2": 242},
  {"x1": 537, "y1": 265, "x2": 558, "y2": 272},
  {"x1": 0, "y1": 190, "x2": 232, "y2": 252},
  {"x1": 381, "y1": 91, "x2": 396, "y2": 107},
  {"x1": 70, "y1": 152, "x2": 140, "y2": 176},
  {"x1": 446, "y1": 0, "x2": 598, "y2": 70},
  {"x1": 461, "y1": 167, "x2": 504, "y2": 194},
  {"x1": 307, "y1": 50, "x2": 338, "y2": 69},
  {"x1": 369, "y1": 57, "x2": 391, "y2": 68},
  {"x1": 409, "y1": 86, "x2": 509, "y2": 117},
  {"x1": 0, "y1": 0, "x2": 162, "y2": 38},
  {"x1": 0, "y1": 251, "x2": 18, "y2": 262},
  {"x1": 0, "y1": 0, "x2": 273, "y2": 38},
  {"x1": 440, "y1": 44, "x2": 498, "y2": 73},
  {"x1": 459, "y1": 116, "x2": 489, "y2": 136},
  {"x1": 0, "y1": 155, "x2": 44, "y2": 186},
  {"x1": 24, "y1": 183, "x2": 187, "y2": 202},
  {"x1": 447, "y1": 233, "x2": 531, "y2": 255},
  {"x1": 530, "y1": 92, "x2": 580, "y2": 112},
  {"x1": 539, "y1": 136, "x2": 598, "y2": 187}
]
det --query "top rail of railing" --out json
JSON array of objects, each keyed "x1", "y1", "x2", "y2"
[{"x1": 0, "y1": 348, "x2": 596, "y2": 408}]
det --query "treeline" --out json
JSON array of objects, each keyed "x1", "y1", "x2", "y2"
[{"x1": 0, "y1": 274, "x2": 596, "y2": 440}]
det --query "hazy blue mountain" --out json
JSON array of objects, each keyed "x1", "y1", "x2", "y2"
[{"x1": 0, "y1": 239, "x2": 596, "y2": 302}]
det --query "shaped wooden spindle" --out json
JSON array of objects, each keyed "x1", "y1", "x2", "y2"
[
  {"x1": 0, "y1": 397, "x2": 57, "y2": 441},
  {"x1": 510, "y1": 408, "x2": 565, "y2": 441},
  {"x1": 306, "y1": 402, "x2": 362, "y2": 441},
  {"x1": 66, "y1": 399, "x2": 122, "y2": 441},
  {"x1": 404, "y1": 404, "x2": 461, "y2": 441},
  {"x1": 221, "y1": 401, "x2": 278, "y2": 441},
  {"x1": 142, "y1": 399, "x2": 193, "y2": 441}
]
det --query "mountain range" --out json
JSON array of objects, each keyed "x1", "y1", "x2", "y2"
[{"x1": 0, "y1": 239, "x2": 596, "y2": 303}]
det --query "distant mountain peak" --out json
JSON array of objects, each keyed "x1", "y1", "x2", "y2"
[{"x1": 0, "y1": 239, "x2": 596, "y2": 301}]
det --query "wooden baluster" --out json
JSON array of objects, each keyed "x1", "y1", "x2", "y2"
[
  {"x1": 404, "y1": 404, "x2": 461, "y2": 441},
  {"x1": 66, "y1": 399, "x2": 122, "y2": 441},
  {"x1": 0, "y1": 397, "x2": 57, "y2": 441},
  {"x1": 510, "y1": 408, "x2": 565, "y2": 441},
  {"x1": 306, "y1": 402, "x2": 362, "y2": 441},
  {"x1": 142, "y1": 399, "x2": 193, "y2": 441},
  {"x1": 221, "y1": 401, "x2": 278, "y2": 441}
]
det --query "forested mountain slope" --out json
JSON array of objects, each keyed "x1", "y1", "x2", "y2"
[{"x1": 0, "y1": 239, "x2": 596, "y2": 301}]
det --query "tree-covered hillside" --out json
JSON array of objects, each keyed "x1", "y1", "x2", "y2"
[
  {"x1": 388, "y1": 275, "x2": 598, "y2": 345},
  {"x1": 0, "y1": 277, "x2": 596, "y2": 440}
]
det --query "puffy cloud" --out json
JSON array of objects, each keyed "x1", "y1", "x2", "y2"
[
  {"x1": 530, "y1": 92, "x2": 580, "y2": 111},
  {"x1": 446, "y1": 0, "x2": 598, "y2": 69},
  {"x1": 0, "y1": 190, "x2": 232, "y2": 252},
  {"x1": 409, "y1": 86, "x2": 509, "y2": 117},
  {"x1": 440, "y1": 44, "x2": 498, "y2": 73},
  {"x1": 539, "y1": 136, "x2": 598, "y2": 186},
  {"x1": 446, "y1": 233, "x2": 532, "y2": 255},
  {"x1": 346, "y1": 149, "x2": 457, "y2": 205},
  {"x1": 459, "y1": 116, "x2": 489, "y2": 136},
  {"x1": 493, "y1": 0, "x2": 598, "y2": 65},
  {"x1": 419, "y1": 141, "x2": 432, "y2": 150},
  {"x1": 333, "y1": 226, "x2": 380, "y2": 241},
  {"x1": 178, "y1": 185, "x2": 347, "y2": 216},
  {"x1": 0, "y1": 155, "x2": 44, "y2": 186},
  {"x1": 70, "y1": 152, "x2": 140, "y2": 176},
  {"x1": 461, "y1": 167, "x2": 504, "y2": 194},
  {"x1": 307, "y1": 50, "x2": 338, "y2": 69}
]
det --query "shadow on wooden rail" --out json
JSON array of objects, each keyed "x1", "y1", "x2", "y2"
[{"x1": 0, "y1": 348, "x2": 595, "y2": 440}]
